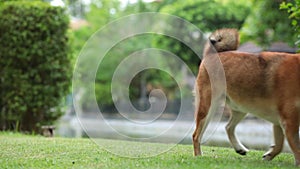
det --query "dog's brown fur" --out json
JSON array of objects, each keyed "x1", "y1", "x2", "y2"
[{"x1": 193, "y1": 28, "x2": 300, "y2": 166}]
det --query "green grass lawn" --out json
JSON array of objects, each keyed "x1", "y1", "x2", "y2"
[{"x1": 0, "y1": 132, "x2": 297, "y2": 169}]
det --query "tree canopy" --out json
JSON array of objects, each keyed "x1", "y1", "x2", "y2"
[
  {"x1": 70, "y1": 0, "x2": 299, "y2": 112},
  {"x1": 280, "y1": 0, "x2": 300, "y2": 49},
  {"x1": 240, "y1": 0, "x2": 298, "y2": 48}
]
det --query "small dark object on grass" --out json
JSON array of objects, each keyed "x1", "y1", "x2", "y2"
[{"x1": 41, "y1": 126, "x2": 55, "y2": 137}]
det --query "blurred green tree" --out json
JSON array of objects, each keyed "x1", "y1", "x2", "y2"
[
  {"x1": 240, "y1": 0, "x2": 297, "y2": 49},
  {"x1": 72, "y1": 0, "x2": 251, "y2": 112},
  {"x1": 70, "y1": 0, "x2": 122, "y2": 111},
  {"x1": 65, "y1": 0, "x2": 87, "y2": 18},
  {"x1": 156, "y1": 0, "x2": 250, "y2": 74},
  {"x1": 280, "y1": 0, "x2": 300, "y2": 49}
]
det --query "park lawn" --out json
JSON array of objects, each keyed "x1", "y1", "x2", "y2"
[{"x1": 0, "y1": 132, "x2": 297, "y2": 169}]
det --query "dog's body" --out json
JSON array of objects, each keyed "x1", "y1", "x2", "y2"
[{"x1": 193, "y1": 29, "x2": 300, "y2": 166}]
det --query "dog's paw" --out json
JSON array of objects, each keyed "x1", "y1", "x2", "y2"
[
  {"x1": 262, "y1": 153, "x2": 273, "y2": 161},
  {"x1": 236, "y1": 149, "x2": 247, "y2": 156}
]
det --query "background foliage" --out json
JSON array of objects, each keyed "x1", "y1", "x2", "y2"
[
  {"x1": 71, "y1": 0, "x2": 299, "y2": 112},
  {"x1": 1, "y1": 0, "x2": 299, "y2": 132},
  {"x1": 0, "y1": 1, "x2": 71, "y2": 132},
  {"x1": 280, "y1": 0, "x2": 300, "y2": 49},
  {"x1": 240, "y1": 0, "x2": 297, "y2": 48},
  {"x1": 72, "y1": 0, "x2": 251, "y2": 110},
  {"x1": 157, "y1": 0, "x2": 250, "y2": 74}
]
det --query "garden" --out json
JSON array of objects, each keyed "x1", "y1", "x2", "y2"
[{"x1": 1, "y1": 0, "x2": 300, "y2": 168}]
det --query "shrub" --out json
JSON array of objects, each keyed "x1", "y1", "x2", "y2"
[{"x1": 0, "y1": 1, "x2": 71, "y2": 132}]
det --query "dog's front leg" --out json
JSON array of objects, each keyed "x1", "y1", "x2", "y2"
[
  {"x1": 263, "y1": 124, "x2": 284, "y2": 161},
  {"x1": 226, "y1": 110, "x2": 248, "y2": 155},
  {"x1": 282, "y1": 114, "x2": 300, "y2": 166}
]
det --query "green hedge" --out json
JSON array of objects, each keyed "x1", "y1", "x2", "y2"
[{"x1": 0, "y1": 1, "x2": 71, "y2": 132}]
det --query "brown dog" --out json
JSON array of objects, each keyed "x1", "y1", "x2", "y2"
[{"x1": 193, "y1": 28, "x2": 300, "y2": 166}]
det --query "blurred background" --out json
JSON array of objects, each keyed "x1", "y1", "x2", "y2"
[{"x1": 1, "y1": 0, "x2": 299, "y2": 152}]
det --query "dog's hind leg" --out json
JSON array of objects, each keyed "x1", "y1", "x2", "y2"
[
  {"x1": 192, "y1": 115, "x2": 207, "y2": 156},
  {"x1": 193, "y1": 80, "x2": 211, "y2": 156},
  {"x1": 192, "y1": 98, "x2": 210, "y2": 156},
  {"x1": 263, "y1": 124, "x2": 284, "y2": 161},
  {"x1": 226, "y1": 110, "x2": 248, "y2": 155}
]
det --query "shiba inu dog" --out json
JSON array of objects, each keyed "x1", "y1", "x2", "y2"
[{"x1": 193, "y1": 28, "x2": 300, "y2": 166}]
